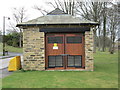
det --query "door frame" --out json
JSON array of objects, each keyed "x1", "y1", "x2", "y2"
[{"x1": 45, "y1": 33, "x2": 85, "y2": 70}]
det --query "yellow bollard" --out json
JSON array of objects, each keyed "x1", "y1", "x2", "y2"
[{"x1": 8, "y1": 56, "x2": 21, "y2": 71}]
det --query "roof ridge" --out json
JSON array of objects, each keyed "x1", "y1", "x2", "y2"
[{"x1": 47, "y1": 8, "x2": 67, "y2": 15}]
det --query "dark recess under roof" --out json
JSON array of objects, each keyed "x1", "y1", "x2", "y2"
[{"x1": 40, "y1": 27, "x2": 90, "y2": 33}]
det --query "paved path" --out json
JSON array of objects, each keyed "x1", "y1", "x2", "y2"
[{"x1": 0, "y1": 68, "x2": 13, "y2": 78}]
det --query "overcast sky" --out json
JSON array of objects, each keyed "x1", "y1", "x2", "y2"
[{"x1": 0, "y1": 0, "x2": 55, "y2": 32}]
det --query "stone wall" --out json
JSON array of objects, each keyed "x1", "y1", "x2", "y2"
[
  {"x1": 23, "y1": 27, "x2": 45, "y2": 70},
  {"x1": 85, "y1": 27, "x2": 94, "y2": 71}
]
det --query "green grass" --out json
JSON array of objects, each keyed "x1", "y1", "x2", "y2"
[
  {"x1": 0, "y1": 43, "x2": 23, "y2": 53},
  {"x1": 0, "y1": 43, "x2": 3, "y2": 52},
  {"x1": 5, "y1": 45, "x2": 23, "y2": 53},
  {"x1": 0, "y1": 78, "x2": 2, "y2": 89},
  {"x1": 2, "y1": 51, "x2": 118, "y2": 88}
]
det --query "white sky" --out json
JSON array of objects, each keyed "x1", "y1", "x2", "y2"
[{"x1": 0, "y1": 0, "x2": 55, "y2": 32}]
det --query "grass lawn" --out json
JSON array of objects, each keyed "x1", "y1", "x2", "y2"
[
  {"x1": 2, "y1": 51, "x2": 118, "y2": 88},
  {"x1": 0, "y1": 43, "x2": 23, "y2": 53},
  {"x1": 0, "y1": 43, "x2": 3, "y2": 52},
  {"x1": 0, "y1": 78, "x2": 1, "y2": 89}
]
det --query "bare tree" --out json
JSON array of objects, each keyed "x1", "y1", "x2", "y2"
[
  {"x1": 33, "y1": 6, "x2": 49, "y2": 15},
  {"x1": 76, "y1": 1, "x2": 104, "y2": 53},
  {"x1": 11, "y1": 7, "x2": 28, "y2": 47},
  {"x1": 107, "y1": 3, "x2": 119, "y2": 54},
  {"x1": 34, "y1": 0, "x2": 75, "y2": 16},
  {"x1": 101, "y1": 2, "x2": 107, "y2": 52}
]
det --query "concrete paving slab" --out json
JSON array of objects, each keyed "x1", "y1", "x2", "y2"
[{"x1": 0, "y1": 68, "x2": 13, "y2": 78}]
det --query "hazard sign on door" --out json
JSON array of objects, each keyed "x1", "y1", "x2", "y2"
[{"x1": 53, "y1": 43, "x2": 58, "y2": 49}]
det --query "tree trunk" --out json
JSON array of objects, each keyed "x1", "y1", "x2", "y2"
[
  {"x1": 109, "y1": 36, "x2": 112, "y2": 53},
  {"x1": 69, "y1": 0, "x2": 71, "y2": 15},
  {"x1": 98, "y1": 25, "x2": 101, "y2": 51},
  {"x1": 110, "y1": 41, "x2": 114, "y2": 54},
  {"x1": 102, "y1": 3, "x2": 106, "y2": 52},
  {"x1": 102, "y1": 18, "x2": 106, "y2": 52},
  {"x1": 111, "y1": 33, "x2": 115, "y2": 54}
]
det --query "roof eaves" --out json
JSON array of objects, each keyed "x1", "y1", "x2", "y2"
[{"x1": 16, "y1": 23, "x2": 99, "y2": 27}]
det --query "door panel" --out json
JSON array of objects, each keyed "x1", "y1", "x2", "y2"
[
  {"x1": 46, "y1": 34, "x2": 64, "y2": 55},
  {"x1": 65, "y1": 34, "x2": 83, "y2": 55},
  {"x1": 46, "y1": 34, "x2": 64, "y2": 69}
]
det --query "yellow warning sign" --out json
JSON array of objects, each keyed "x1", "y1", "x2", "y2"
[{"x1": 53, "y1": 43, "x2": 58, "y2": 49}]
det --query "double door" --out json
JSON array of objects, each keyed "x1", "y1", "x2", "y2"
[{"x1": 45, "y1": 33, "x2": 85, "y2": 69}]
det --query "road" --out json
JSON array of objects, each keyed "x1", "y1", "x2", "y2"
[{"x1": 0, "y1": 52, "x2": 22, "y2": 59}]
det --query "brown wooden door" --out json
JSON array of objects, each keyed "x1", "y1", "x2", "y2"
[
  {"x1": 65, "y1": 34, "x2": 85, "y2": 69},
  {"x1": 46, "y1": 34, "x2": 65, "y2": 69},
  {"x1": 45, "y1": 33, "x2": 85, "y2": 70}
]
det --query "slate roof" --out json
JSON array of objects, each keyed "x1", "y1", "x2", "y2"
[
  {"x1": 47, "y1": 8, "x2": 67, "y2": 15},
  {"x1": 17, "y1": 8, "x2": 99, "y2": 27}
]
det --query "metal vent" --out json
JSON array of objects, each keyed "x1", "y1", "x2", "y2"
[
  {"x1": 67, "y1": 36, "x2": 82, "y2": 43},
  {"x1": 68, "y1": 55, "x2": 82, "y2": 67},
  {"x1": 48, "y1": 37, "x2": 63, "y2": 43},
  {"x1": 48, "y1": 56, "x2": 63, "y2": 67}
]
